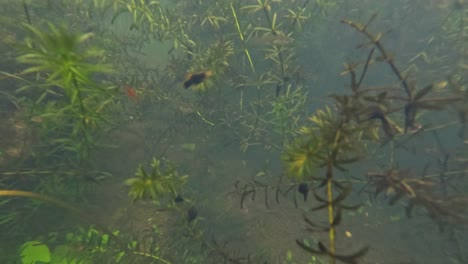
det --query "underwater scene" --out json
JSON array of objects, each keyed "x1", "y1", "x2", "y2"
[{"x1": 1, "y1": 0, "x2": 468, "y2": 263}]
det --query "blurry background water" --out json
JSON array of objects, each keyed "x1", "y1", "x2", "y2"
[{"x1": 0, "y1": 0, "x2": 468, "y2": 263}]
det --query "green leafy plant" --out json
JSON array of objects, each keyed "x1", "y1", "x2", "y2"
[
  {"x1": 269, "y1": 85, "x2": 308, "y2": 144},
  {"x1": 17, "y1": 225, "x2": 171, "y2": 264},
  {"x1": 125, "y1": 158, "x2": 188, "y2": 204},
  {"x1": 19, "y1": 241, "x2": 51, "y2": 264},
  {"x1": 0, "y1": 189, "x2": 169, "y2": 263},
  {"x1": 16, "y1": 22, "x2": 115, "y2": 164},
  {"x1": 4, "y1": 1, "x2": 468, "y2": 263}
]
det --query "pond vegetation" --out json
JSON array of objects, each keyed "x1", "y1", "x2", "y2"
[{"x1": 1, "y1": 0, "x2": 468, "y2": 263}]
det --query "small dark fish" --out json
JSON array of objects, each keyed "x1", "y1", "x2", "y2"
[
  {"x1": 368, "y1": 112, "x2": 383, "y2": 121},
  {"x1": 183, "y1": 70, "x2": 213, "y2": 89},
  {"x1": 187, "y1": 206, "x2": 198, "y2": 222},
  {"x1": 174, "y1": 195, "x2": 184, "y2": 203},
  {"x1": 298, "y1": 183, "x2": 309, "y2": 201}
]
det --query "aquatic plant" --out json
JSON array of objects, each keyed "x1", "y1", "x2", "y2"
[
  {"x1": 233, "y1": 8, "x2": 468, "y2": 262},
  {"x1": 125, "y1": 158, "x2": 188, "y2": 205},
  {"x1": 0, "y1": 15, "x2": 118, "y2": 259},
  {"x1": 111, "y1": 0, "x2": 195, "y2": 53},
  {"x1": 0, "y1": 190, "x2": 172, "y2": 263},
  {"x1": 283, "y1": 106, "x2": 371, "y2": 264},
  {"x1": 3, "y1": 1, "x2": 468, "y2": 263},
  {"x1": 228, "y1": 0, "x2": 311, "y2": 153},
  {"x1": 17, "y1": 225, "x2": 171, "y2": 264},
  {"x1": 16, "y1": 22, "x2": 115, "y2": 164},
  {"x1": 287, "y1": 12, "x2": 468, "y2": 263}
]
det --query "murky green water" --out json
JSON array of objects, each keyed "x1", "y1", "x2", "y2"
[{"x1": 1, "y1": 1, "x2": 468, "y2": 263}]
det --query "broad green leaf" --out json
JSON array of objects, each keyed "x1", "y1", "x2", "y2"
[{"x1": 20, "y1": 241, "x2": 51, "y2": 264}]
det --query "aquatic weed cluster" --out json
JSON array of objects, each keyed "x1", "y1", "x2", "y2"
[{"x1": 0, "y1": 0, "x2": 468, "y2": 263}]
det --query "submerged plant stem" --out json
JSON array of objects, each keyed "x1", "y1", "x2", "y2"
[
  {"x1": 326, "y1": 161, "x2": 336, "y2": 264},
  {"x1": 230, "y1": 2, "x2": 255, "y2": 74},
  {"x1": 22, "y1": 0, "x2": 32, "y2": 25}
]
